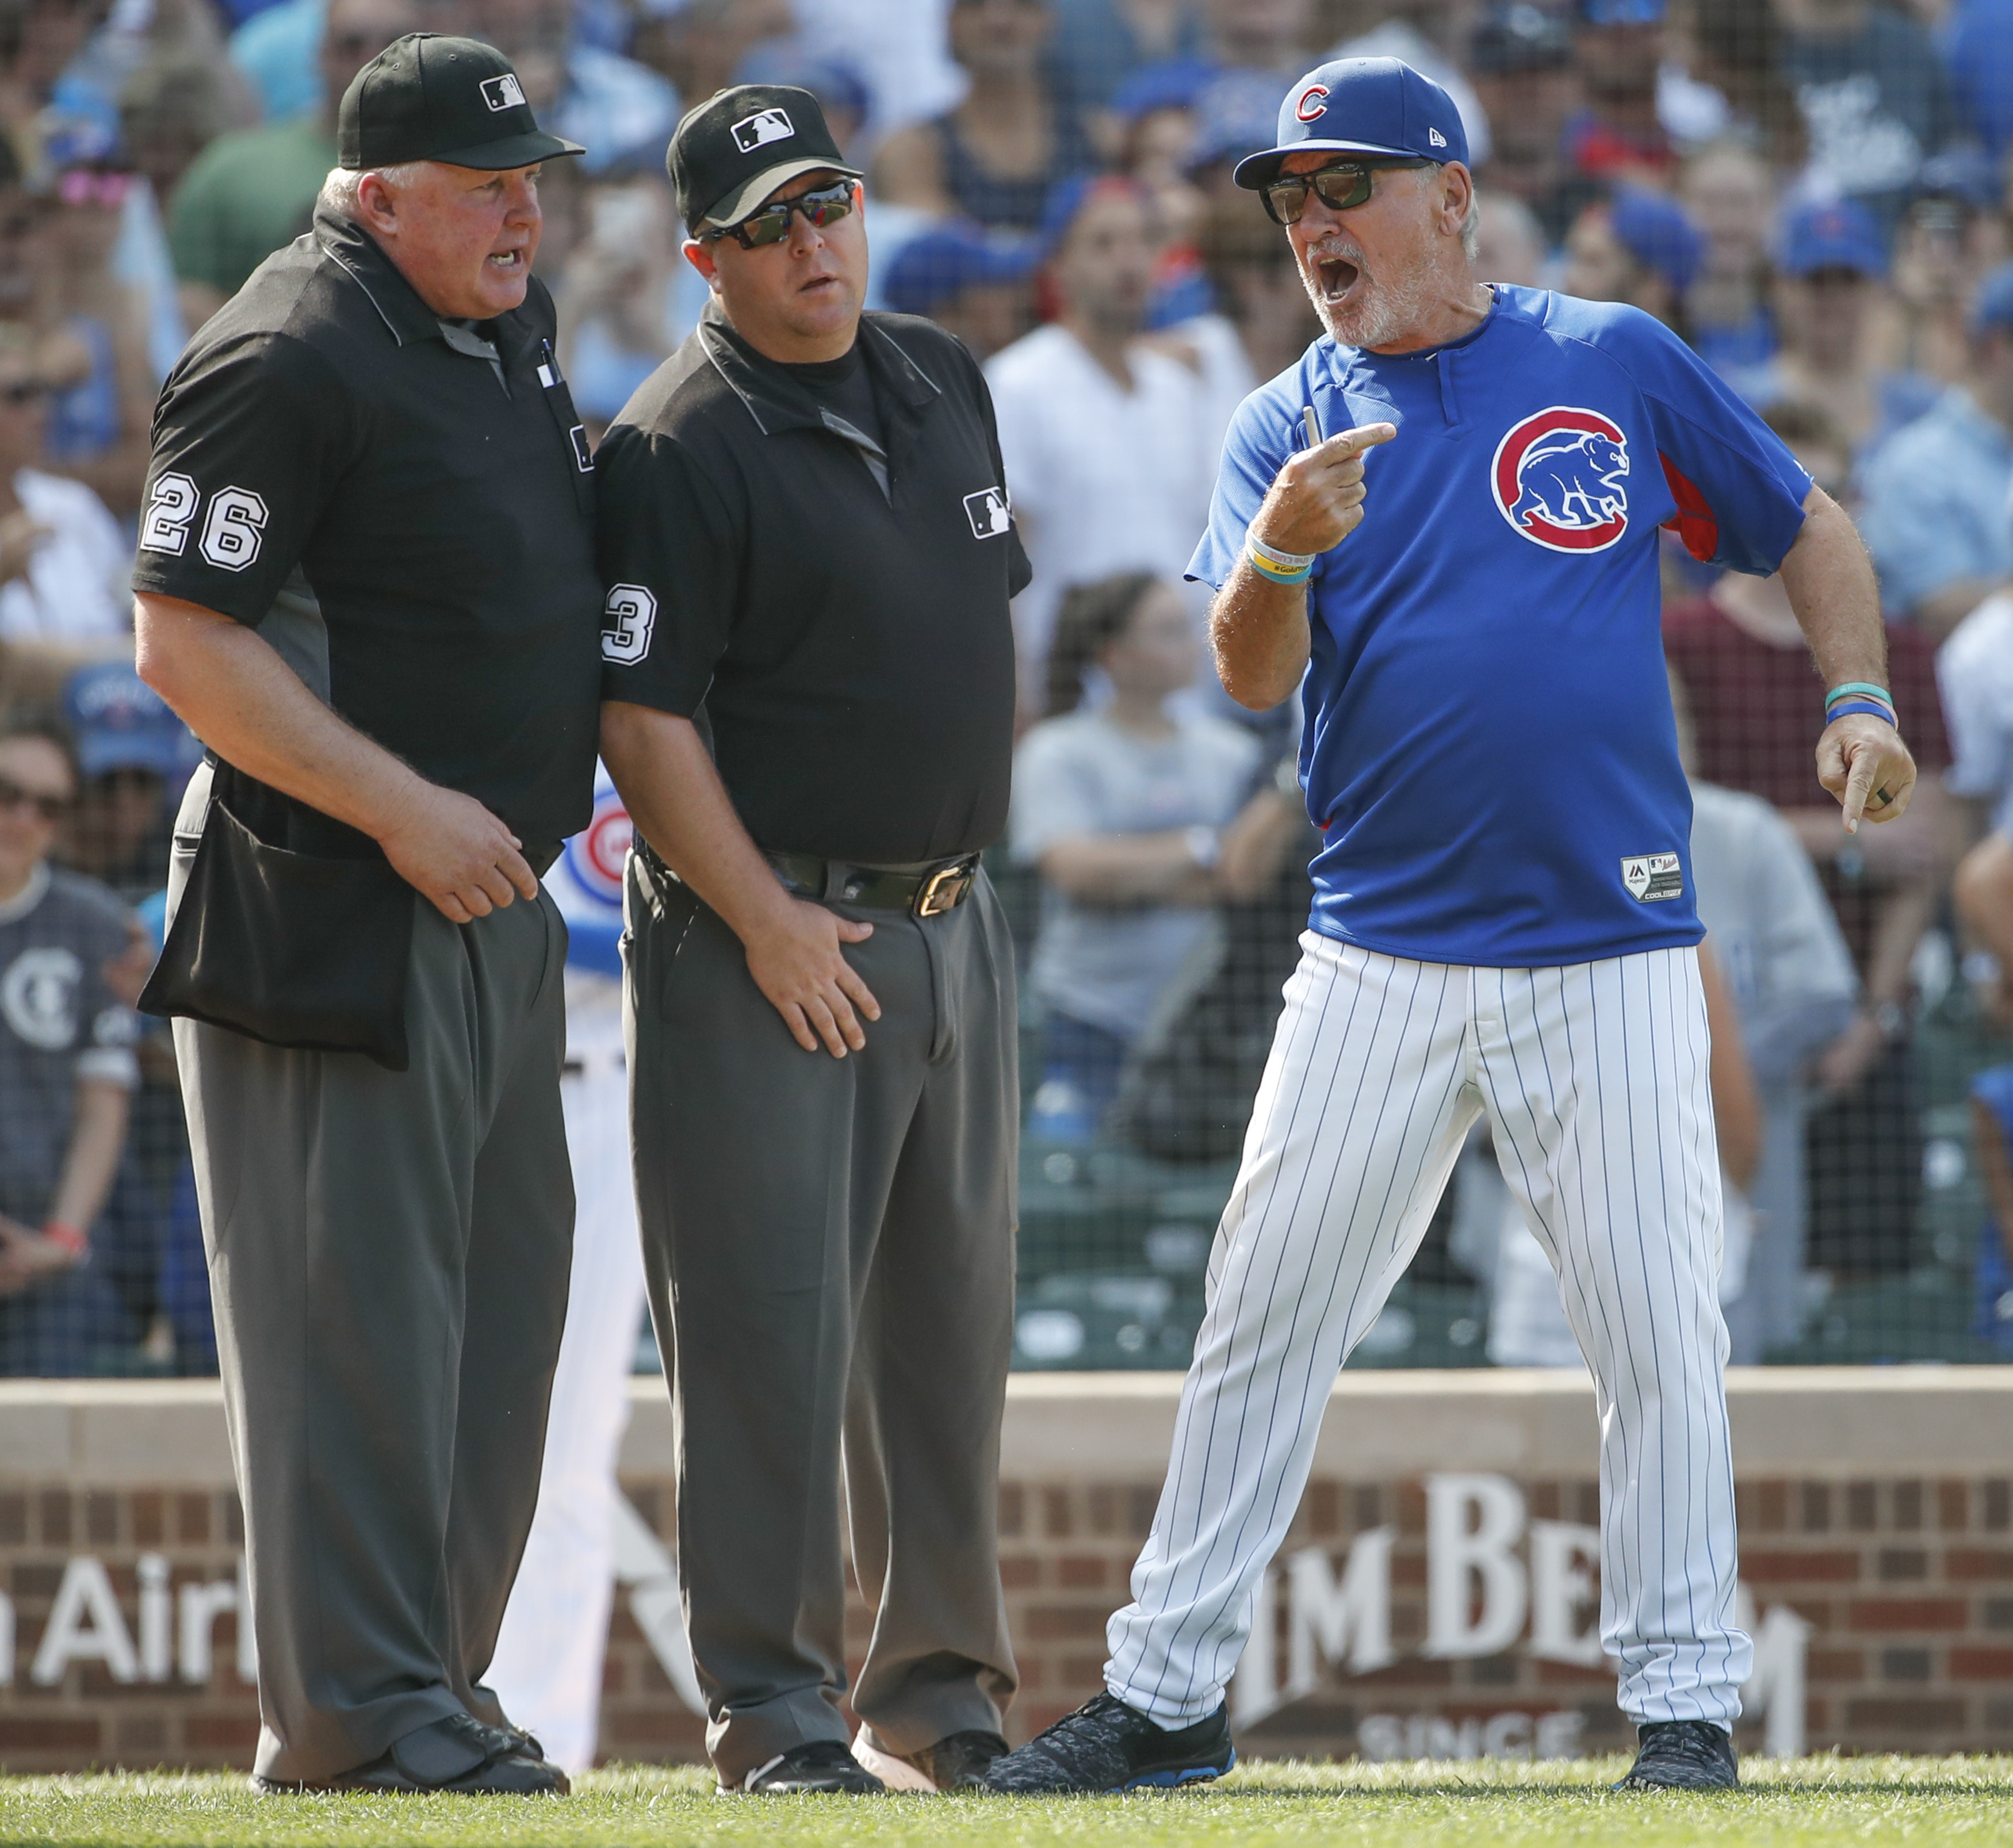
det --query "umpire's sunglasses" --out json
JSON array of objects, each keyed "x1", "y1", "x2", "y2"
[
  {"x1": 1260, "y1": 159, "x2": 1433, "y2": 228},
  {"x1": 705, "y1": 179, "x2": 858, "y2": 250}
]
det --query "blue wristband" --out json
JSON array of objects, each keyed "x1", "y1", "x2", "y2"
[{"x1": 1826, "y1": 700, "x2": 1899, "y2": 726}]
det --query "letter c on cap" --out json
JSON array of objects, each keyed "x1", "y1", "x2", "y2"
[{"x1": 1295, "y1": 83, "x2": 1330, "y2": 123}]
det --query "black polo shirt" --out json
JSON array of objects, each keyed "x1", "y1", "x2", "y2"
[
  {"x1": 595, "y1": 301, "x2": 1028, "y2": 866},
  {"x1": 132, "y1": 205, "x2": 603, "y2": 855}
]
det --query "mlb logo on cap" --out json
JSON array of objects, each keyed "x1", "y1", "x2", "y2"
[
  {"x1": 732, "y1": 108, "x2": 794, "y2": 153},
  {"x1": 480, "y1": 72, "x2": 526, "y2": 112}
]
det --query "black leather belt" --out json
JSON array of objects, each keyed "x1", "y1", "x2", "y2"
[{"x1": 764, "y1": 850, "x2": 980, "y2": 917}]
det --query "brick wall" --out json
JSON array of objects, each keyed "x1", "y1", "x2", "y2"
[{"x1": 6, "y1": 1373, "x2": 2011, "y2": 1772}]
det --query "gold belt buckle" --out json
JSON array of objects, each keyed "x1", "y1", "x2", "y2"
[{"x1": 914, "y1": 858, "x2": 973, "y2": 918}]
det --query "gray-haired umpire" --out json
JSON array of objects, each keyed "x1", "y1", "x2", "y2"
[
  {"x1": 598, "y1": 86, "x2": 1023, "y2": 1796},
  {"x1": 130, "y1": 34, "x2": 599, "y2": 1797}
]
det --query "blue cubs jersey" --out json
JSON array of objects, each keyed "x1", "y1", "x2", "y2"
[
  {"x1": 545, "y1": 762, "x2": 631, "y2": 980},
  {"x1": 1190, "y1": 285, "x2": 1812, "y2": 969}
]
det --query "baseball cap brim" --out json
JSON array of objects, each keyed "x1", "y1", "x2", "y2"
[
  {"x1": 1233, "y1": 137, "x2": 1425, "y2": 190},
  {"x1": 77, "y1": 733, "x2": 186, "y2": 779},
  {"x1": 423, "y1": 126, "x2": 585, "y2": 171},
  {"x1": 700, "y1": 155, "x2": 864, "y2": 229}
]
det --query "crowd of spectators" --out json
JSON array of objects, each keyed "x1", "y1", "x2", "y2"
[{"x1": 0, "y1": 0, "x2": 2011, "y2": 1369}]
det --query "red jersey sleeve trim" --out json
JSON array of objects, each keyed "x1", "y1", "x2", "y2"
[{"x1": 1659, "y1": 452, "x2": 1720, "y2": 563}]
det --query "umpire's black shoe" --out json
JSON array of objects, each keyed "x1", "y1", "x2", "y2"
[
  {"x1": 1614, "y1": 1720, "x2": 1739, "y2": 1790},
  {"x1": 981, "y1": 1693, "x2": 1235, "y2": 1795},
  {"x1": 251, "y1": 1712, "x2": 571, "y2": 1795},
  {"x1": 742, "y1": 1740, "x2": 886, "y2": 1794},
  {"x1": 853, "y1": 1725, "x2": 1007, "y2": 1791},
  {"x1": 914, "y1": 1730, "x2": 1011, "y2": 1791}
]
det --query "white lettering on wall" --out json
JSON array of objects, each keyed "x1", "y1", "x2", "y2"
[
  {"x1": 31, "y1": 1557, "x2": 139, "y2": 1685},
  {"x1": 1424, "y1": 1474, "x2": 1528, "y2": 1658},
  {"x1": 1528, "y1": 1520, "x2": 1604, "y2": 1666},
  {"x1": 1231, "y1": 1472, "x2": 1811, "y2": 1754}
]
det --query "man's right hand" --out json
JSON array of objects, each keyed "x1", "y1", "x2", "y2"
[
  {"x1": 742, "y1": 897, "x2": 881, "y2": 1057},
  {"x1": 1250, "y1": 422, "x2": 1396, "y2": 560},
  {"x1": 377, "y1": 781, "x2": 538, "y2": 923}
]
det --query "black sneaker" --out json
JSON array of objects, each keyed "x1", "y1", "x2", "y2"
[
  {"x1": 742, "y1": 1740, "x2": 886, "y2": 1794},
  {"x1": 854, "y1": 1726, "x2": 1008, "y2": 1792},
  {"x1": 982, "y1": 1693, "x2": 1234, "y2": 1795},
  {"x1": 251, "y1": 1712, "x2": 571, "y2": 1795},
  {"x1": 914, "y1": 1730, "x2": 1009, "y2": 1791},
  {"x1": 1614, "y1": 1720, "x2": 1739, "y2": 1790}
]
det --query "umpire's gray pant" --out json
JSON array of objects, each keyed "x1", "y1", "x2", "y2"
[
  {"x1": 169, "y1": 790, "x2": 573, "y2": 1785},
  {"x1": 625, "y1": 857, "x2": 1019, "y2": 1785}
]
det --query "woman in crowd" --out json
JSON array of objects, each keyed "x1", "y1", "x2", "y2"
[
  {"x1": 873, "y1": 0, "x2": 1096, "y2": 231},
  {"x1": 1009, "y1": 571, "x2": 1260, "y2": 1143},
  {"x1": 1679, "y1": 139, "x2": 1779, "y2": 388},
  {"x1": 1560, "y1": 186, "x2": 1706, "y2": 343}
]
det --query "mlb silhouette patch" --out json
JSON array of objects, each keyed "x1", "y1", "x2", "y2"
[
  {"x1": 732, "y1": 108, "x2": 794, "y2": 152},
  {"x1": 1620, "y1": 853, "x2": 1683, "y2": 902},
  {"x1": 480, "y1": 72, "x2": 526, "y2": 112},
  {"x1": 964, "y1": 486, "x2": 1011, "y2": 538},
  {"x1": 1492, "y1": 405, "x2": 1631, "y2": 552}
]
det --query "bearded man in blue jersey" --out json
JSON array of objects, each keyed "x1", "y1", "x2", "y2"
[{"x1": 984, "y1": 58, "x2": 1915, "y2": 1798}]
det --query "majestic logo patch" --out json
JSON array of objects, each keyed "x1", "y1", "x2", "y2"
[
  {"x1": 563, "y1": 786, "x2": 633, "y2": 906},
  {"x1": 1295, "y1": 83, "x2": 1330, "y2": 123},
  {"x1": 479, "y1": 72, "x2": 526, "y2": 112},
  {"x1": 964, "y1": 486, "x2": 1011, "y2": 538},
  {"x1": 1491, "y1": 406, "x2": 1631, "y2": 553},
  {"x1": 731, "y1": 107, "x2": 794, "y2": 152},
  {"x1": 1621, "y1": 853, "x2": 1683, "y2": 902}
]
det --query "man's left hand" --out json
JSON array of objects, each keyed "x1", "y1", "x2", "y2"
[{"x1": 1817, "y1": 714, "x2": 1918, "y2": 833}]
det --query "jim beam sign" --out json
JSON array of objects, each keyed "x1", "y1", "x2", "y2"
[{"x1": 1233, "y1": 1472, "x2": 1811, "y2": 1759}]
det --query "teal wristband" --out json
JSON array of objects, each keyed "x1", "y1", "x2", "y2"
[{"x1": 1826, "y1": 681, "x2": 1893, "y2": 709}]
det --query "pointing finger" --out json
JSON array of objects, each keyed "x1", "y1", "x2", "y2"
[
  {"x1": 1318, "y1": 423, "x2": 1396, "y2": 461},
  {"x1": 1840, "y1": 743, "x2": 1878, "y2": 835}
]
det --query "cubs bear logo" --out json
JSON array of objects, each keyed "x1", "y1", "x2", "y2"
[
  {"x1": 562, "y1": 786, "x2": 633, "y2": 907},
  {"x1": 1491, "y1": 406, "x2": 1632, "y2": 553}
]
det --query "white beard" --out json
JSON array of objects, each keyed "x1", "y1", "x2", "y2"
[{"x1": 1299, "y1": 239, "x2": 1437, "y2": 351}]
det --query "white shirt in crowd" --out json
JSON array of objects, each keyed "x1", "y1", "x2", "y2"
[
  {"x1": 0, "y1": 470, "x2": 131, "y2": 644},
  {"x1": 1939, "y1": 590, "x2": 2013, "y2": 842},
  {"x1": 1011, "y1": 708, "x2": 1261, "y2": 1043},
  {"x1": 987, "y1": 326, "x2": 1216, "y2": 704}
]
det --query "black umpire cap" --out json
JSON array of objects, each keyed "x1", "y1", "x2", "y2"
[
  {"x1": 339, "y1": 32, "x2": 585, "y2": 171},
  {"x1": 668, "y1": 84, "x2": 862, "y2": 234}
]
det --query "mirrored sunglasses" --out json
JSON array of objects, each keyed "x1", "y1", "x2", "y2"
[
  {"x1": 1261, "y1": 159, "x2": 1431, "y2": 228},
  {"x1": 707, "y1": 178, "x2": 858, "y2": 251}
]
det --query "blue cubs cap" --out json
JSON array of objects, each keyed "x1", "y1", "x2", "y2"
[
  {"x1": 882, "y1": 221, "x2": 1035, "y2": 317},
  {"x1": 1970, "y1": 262, "x2": 2013, "y2": 336},
  {"x1": 1578, "y1": 0, "x2": 1664, "y2": 22},
  {"x1": 1608, "y1": 188, "x2": 1706, "y2": 294},
  {"x1": 62, "y1": 661, "x2": 196, "y2": 780},
  {"x1": 1779, "y1": 198, "x2": 1887, "y2": 279},
  {"x1": 1233, "y1": 58, "x2": 1467, "y2": 193}
]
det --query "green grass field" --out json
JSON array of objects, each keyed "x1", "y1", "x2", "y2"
[{"x1": 2, "y1": 1758, "x2": 2011, "y2": 1848}]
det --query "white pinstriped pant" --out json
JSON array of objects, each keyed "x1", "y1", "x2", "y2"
[{"x1": 1104, "y1": 935, "x2": 1750, "y2": 1730}]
